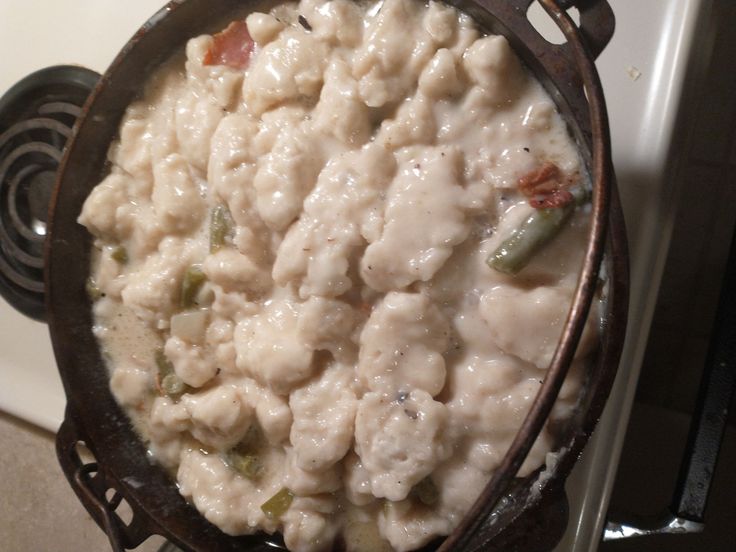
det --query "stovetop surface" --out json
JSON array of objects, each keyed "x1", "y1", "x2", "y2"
[
  {"x1": 0, "y1": 1, "x2": 710, "y2": 550},
  {"x1": 0, "y1": 0, "x2": 161, "y2": 433}
]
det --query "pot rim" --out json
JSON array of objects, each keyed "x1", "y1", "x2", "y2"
[{"x1": 45, "y1": 1, "x2": 628, "y2": 550}]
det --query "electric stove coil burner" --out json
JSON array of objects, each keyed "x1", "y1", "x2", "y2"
[{"x1": 0, "y1": 66, "x2": 99, "y2": 320}]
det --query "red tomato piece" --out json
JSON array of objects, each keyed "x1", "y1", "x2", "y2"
[
  {"x1": 518, "y1": 162, "x2": 562, "y2": 197},
  {"x1": 518, "y1": 162, "x2": 577, "y2": 209},
  {"x1": 529, "y1": 188, "x2": 574, "y2": 209},
  {"x1": 203, "y1": 20, "x2": 254, "y2": 70}
]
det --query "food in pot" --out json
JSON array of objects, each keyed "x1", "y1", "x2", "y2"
[{"x1": 78, "y1": 0, "x2": 600, "y2": 550}]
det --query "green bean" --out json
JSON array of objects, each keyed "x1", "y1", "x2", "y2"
[
  {"x1": 210, "y1": 204, "x2": 233, "y2": 252},
  {"x1": 155, "y1": 349, "x2": 174, "y2": 376},
  {"x1": 161, "y1": 373, "x2": 186, "y2": 395},
  {"x1": 155, "y1": 349, "x2": 187, "y2": 398},
  {"x1": 180, "y1": 266, "x2": 206, "y2": 309},
  {"x1": 487, "y1": 187, "x2": 589, "y2": 275},
  {"x1": 226, "y1": 451, "x2": 263, "y2": 480},
  {"x1": 411, "y1": 477, "x2": 439, "y2": 506},
  {"x1": 111, "y1": 245, "x2": 128, "y2": 265},
  {"x1": 261, "y1": 487, "x2": 294, "y2": 519}
]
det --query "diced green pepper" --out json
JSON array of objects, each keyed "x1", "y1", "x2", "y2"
[
  {"x1": 161, "y1": 373, "x2": 186, "y2": 395},
  {"x1": 226, "y1": 451, "x2": 263, "y2": 480},
  {"x1": 155, "y1": 349, "x2": 173, "y2": 376},
  {"x1": 111, "y1": 245, "x2": 128, "y2": 265},
  {"x1": 155, "y1": 349, "x2": 187, "y2": 398},
  {"x1": 180, "y1": 266, "x2": 206, "y2": 309},
  {"x1": 261, "y1": 487, "x2": 294, "y2": 519},
  {"x1": 210, "y1": 204, "x2": 233, "y2": 252}
]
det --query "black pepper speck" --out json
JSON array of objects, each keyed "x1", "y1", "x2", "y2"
[{"x1": 298, "y1": 15, "x2": 312, "y2": 31}]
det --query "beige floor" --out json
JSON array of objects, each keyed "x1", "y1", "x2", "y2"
[{"x1": 0, "y1": 411, "x2": 164, "y2": 552}]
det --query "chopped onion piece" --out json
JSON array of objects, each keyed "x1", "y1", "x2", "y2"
[{"x1": 170, "y1": 310, "x2": 209, "y2": 343}]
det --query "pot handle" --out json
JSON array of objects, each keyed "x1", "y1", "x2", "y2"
[
  {"x1": 507, "y1": 0, "x2": 615, "y2": 61},
  {"x1": 56, "y1": 411, "x2": 158, "y2": 551},
  {"x1": 558, "y1": 0, "x2": 615, "y2": 60},
  {"x1": 604, "y1": 220, "x2": 736, "y2": 541}
]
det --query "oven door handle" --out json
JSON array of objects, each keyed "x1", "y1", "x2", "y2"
[{"x1": 604, "y1": 221, "x2": 736, "y2": 541}]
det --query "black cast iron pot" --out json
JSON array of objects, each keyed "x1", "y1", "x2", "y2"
[{"x1": 46, "y1": 0, "x2": 628, "y2": 550}]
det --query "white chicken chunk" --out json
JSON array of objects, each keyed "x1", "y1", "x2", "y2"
[
  {"x1": 147, "y1": 396, "x2": 191, "y2": 468},
  {"x1": 342, "y1": 452, "x2": 375, "y2": 506},
  {"x1": 305, "y1": 0, "x2": 363, "y2": 47},
  {"x1": 203, "y1": 249, "x2": 271, "y2": 295},
  {"x1": 273, "y1": 143, "x2": 396, "y2": 298},
  {"x1": 151, "y1": 154, "x2": 206, "y2": 234},
  {"x1": 110, "y1": 362, "x2": 151, "y2": 408},
  {"x1": 234, "y1": 296, "x2": 315, "y2": 395},
  {"x1": 181, "y1": 385, "x2": 254, "y2": 450},
  {"x1": 353, "y1": 0, "x2": 436, "y2": 108},
  {"x1": 184, "y1": 36, "x2": 245, "y2": 110},
  {"x1": 418, "y1": 48, "x2": 463, "y2": 98},
  {"x1": 289, "y1": 366, "x2": 358, "y2": 471},
  {"x1": 358, "y1": 291, "x2": 450, "y2": 396},
  {"x1": 78, "y1": 172, "x2": 137, "y2": 242},
  {"x1": 164, "y1": 335, "x2": 218, "y2": 388},
  {"x1": 378, "y1": 93, "x2": 437, "y2": 151},
  {"x1": 121, "y1": 238, "x2": 203, "y2": 326},
  {"x1": 284, "y1": 448, "x2": 342, "y2": 495},
  {"x1": 297, "y1": 297, "x2": 358, "y2": 362},
  {"x1": 242, "y1": 28, "x2": 328, "y2": 116},
  {"x1": 360, "y1": 147, "x2": 471, "y2": 291},
  {"x1": 355, "y1": 390, "x2": 451, "y2": 501},
  {"x1": 282, "y1": 496, "x2": 339, "y2": 552},
  {"x1": 462, "y1": 34, "x2": 526, "y2": 104},
  {"x1": 175, "y1": 91, "x2": 224, "y2": 172},
  {"x1": 379, "y1": 499, "x2": 453, "y2": 552},
  {"x1": 246, "y1": 13, "x2": 285, "y2": 45},
  {"x1": 312, "y1": 59, "x2": 372, "y2": 146},
  {"x1": 243, "y1": 379, "x2": 294, "y2": 445},
  {"x1": 253, "y1": 126, "x2": 322, "y2": 230},
  {"x1": 177, "y1": 449, "x2": 281, "y2": 535},
  {"x1": 479, "y1": 285, "x2": 599, "y2": 369}
]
